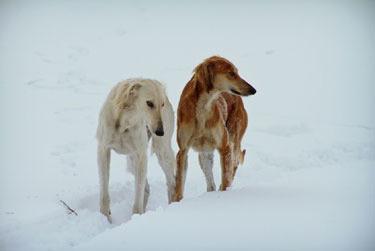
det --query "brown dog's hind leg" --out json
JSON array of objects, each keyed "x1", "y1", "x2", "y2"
[
  {"x1": 219, "y1": 144, "x2": 233, "y2": 191},
  {"x1": 198, "y1": 152, "x2": 216, "y2": 192},
  {"x1": 173, "y1": 148, "x2": 188, "y2": 202}
]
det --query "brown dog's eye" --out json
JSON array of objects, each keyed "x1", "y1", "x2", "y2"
[
  {"x1": 228, "y1": 71, "x2": 236, "y2": 78},
  {"x1": 161, "y1": 102, "x2": 165, "y2": 107},
  {"x1": 146, "y1": 101, "x2": 154, "y2": 108}
]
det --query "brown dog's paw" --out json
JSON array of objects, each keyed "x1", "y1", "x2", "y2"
[
  {"x1": 219, "y1": 184, "x2": 229, "y2": 191},
  {"x1": 171, "y1": 193, "x2": 183, "y2": 202}
]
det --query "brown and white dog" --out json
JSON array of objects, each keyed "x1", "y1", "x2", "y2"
[{"x1": 172, "y1": 56, "x2": 256, "y2": 202}]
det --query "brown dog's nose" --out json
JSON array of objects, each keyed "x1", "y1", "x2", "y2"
[
  {"x1": 243, "y1": 80, "x2": 256, "y2": 95},
  {"x1": 248, "y1": 85, "x2": 256, "y2": 95}
]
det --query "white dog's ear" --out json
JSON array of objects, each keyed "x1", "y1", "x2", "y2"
[
  {"x1": 129, "y1": 83, "x2": 142, "y2": 97},
  {"x1": 114, "y1": 83, "x2": 142, "y2": 109},
  {"x1": 113, "y1": 83, "x2": 142, "y2": 127}
]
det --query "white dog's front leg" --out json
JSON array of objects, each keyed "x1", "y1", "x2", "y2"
[
  {"x1": 98, "y1": 144, "x2": 112, "y2": 222},
  {"x1": 132, "y1": 151, "x2": 148, "y2": 214},
  {"x1": 154, "y1": 145, "x2": 176, "y2": 204}
]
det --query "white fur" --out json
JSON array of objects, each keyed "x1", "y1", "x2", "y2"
[
  {"x1": 96, "y1": 78, "x2": 176, "y2": 221},
  {"x1": 198, "y1": 152, "x2": 216, "y2": 191}
]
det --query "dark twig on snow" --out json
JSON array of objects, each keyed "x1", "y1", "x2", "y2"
[{"x1": 59, "y1": 200, "x2": 78, "y2": 216}]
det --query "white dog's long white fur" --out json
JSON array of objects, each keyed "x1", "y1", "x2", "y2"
[{"x1": 96, "y1": 78, "x2": 175, "y2": 221}]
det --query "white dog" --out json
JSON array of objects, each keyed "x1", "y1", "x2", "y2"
[{"x1": 96, "y1": 78, "x2": 176, "y2": 221}]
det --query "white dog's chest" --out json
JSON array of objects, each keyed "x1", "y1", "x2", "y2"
[{"x1": 109, "y1": 128, "x2": 148, "y2": 155}]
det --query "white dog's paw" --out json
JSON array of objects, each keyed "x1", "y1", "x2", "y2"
[
  {"x1": 207, "y1": 184, "x2": 216, "y2": 192},
  {"x1": 100, "y1": 207, "x2": 112, "y2": 223},
  {"x1": 167, "y1": 188, "x2": 175, "y2": 204},
  {"x1": 132, "y1": 205, "x2": 145, "y2": 215},
  {"x1": 106, "y1": 214, "x2": 113, "y2": 224}
]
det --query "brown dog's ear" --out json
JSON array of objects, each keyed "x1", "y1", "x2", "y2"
[{"x1": 194, "y1": 62, "x2": 214, "y2": 91}]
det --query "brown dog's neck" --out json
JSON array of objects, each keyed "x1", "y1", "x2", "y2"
[{"x1": 193, "y1": 79, "x2": 221, "y2": 112}]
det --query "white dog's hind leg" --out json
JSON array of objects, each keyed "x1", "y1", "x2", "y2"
[
  {"x1": 198, "y1": 152, "x2": 216, "y2": 192},
  {"x1": 130, "y1": 152, "x2": 148, "y2": 214},
  {"x1": 98, "y1": 144, "x2": 112, "y2": 222},
  {"x1": 144, "y1": 179, "x2": 150, "y2": 211}
]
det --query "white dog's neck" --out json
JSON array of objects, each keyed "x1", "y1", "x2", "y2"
[{"x1": 117, "y1": 106, "x2": 145, "y2": 132}]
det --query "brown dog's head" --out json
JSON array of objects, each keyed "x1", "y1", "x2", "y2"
[{"x1": 193, "y1": 56, "x2": 256, "y2": 96}]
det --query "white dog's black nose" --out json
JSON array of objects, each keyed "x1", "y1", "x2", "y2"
[
  {"x1": 155, "y1": 121, "x2": 164, "y2": 136},
  {"x1": 155, "y1": 128, "x2": 164, "y2": 136}
]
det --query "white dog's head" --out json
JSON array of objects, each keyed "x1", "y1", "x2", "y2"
[{"x1": 114, "y1": 79, "x2": 167, "y2": 137}]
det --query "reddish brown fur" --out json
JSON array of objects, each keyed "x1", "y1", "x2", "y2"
[{"x1": 173, "y1": 56, "x2": 256, "y2": 201}]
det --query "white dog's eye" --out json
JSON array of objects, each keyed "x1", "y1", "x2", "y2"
[
  {"x1": 146, "y1": 101, "x2": 154, "y2": 108},
  {"x1": 161, "y1": 102, "x2": 165, "y2": 107}
]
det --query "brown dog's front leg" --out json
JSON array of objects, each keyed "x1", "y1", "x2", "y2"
[
  {"x1": 219, "y1": 144, "x2": 233, "y2": 191},
  {"x1": 173, "y1": 149, "x2": 188, "y2": 202}
]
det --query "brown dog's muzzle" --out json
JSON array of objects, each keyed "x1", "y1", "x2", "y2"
[{"x1": 231, "y1": 79, "x2": 256, "y2": 96}]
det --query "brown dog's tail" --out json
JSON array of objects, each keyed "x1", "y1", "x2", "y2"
[{"x1": 239, "y1": 149, "x2": 246, "y2": 165}]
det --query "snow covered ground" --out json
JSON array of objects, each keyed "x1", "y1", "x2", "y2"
[{"x1": 0, "y1": 1, "x2": 374, "y2": 250}]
